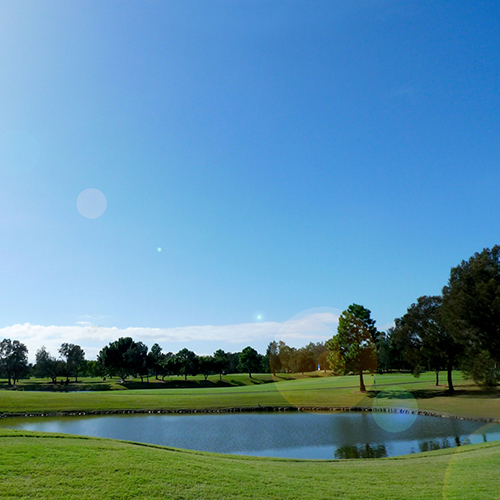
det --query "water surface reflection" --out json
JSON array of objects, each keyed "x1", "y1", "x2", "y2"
[{"x1": 1, "y1": 412, "x2": 498, "y2": 460}]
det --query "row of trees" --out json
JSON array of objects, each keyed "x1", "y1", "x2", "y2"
[
  {"x1": 390, "y1": 245, "x2": 500, "y2": 391},
  {"x1": 1, "y1": 335, "x2": 331, "y2": 385},
  {"x1": 3, "y1": 246, "x2": 499, "y2": 389},
  {"x1": 0, "y1": 341, "x2": 86, "y2": 386},
  {"x1": 327, "y1": 246, "x2": 500, "y2": 392}
]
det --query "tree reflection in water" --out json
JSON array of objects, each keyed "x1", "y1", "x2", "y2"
[
  {"x1": 418, "y1": 437, "x2": 453, "y2": 452},
  {"x1": 334, "y1": 443, "x2": 388, "y2": 459}
]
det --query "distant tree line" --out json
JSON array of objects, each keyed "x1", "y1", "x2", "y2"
[
  {"x1": 0, "y1": 336, "x2": 329, "y2": 385},
  {"x1": 2, "y1": 246, "x2": 499, "y2": 390}
]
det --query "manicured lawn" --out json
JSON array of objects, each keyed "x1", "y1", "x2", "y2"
[
  {"x1": 1, "y1": 373, "x2": 500, "y2": 499},
  {"x1": 1, "y1": 371, "x2": 500, "y2": 420},
  {"x1": 1, "y1": 429, "x2": 499, "y2": 499}
]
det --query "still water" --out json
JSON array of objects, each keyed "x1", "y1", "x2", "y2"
[{"x1": 1, "y1": 412, "x2": 498, "y2": 459}]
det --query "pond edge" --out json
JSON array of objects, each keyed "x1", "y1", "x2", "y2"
[{"x1": 1, "y1": 405, "x2": 498, "y2": 423}]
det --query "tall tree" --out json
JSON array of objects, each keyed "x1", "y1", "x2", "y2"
[
  {"x1": 393, "y1": 296, "x2": 459, "y2": 391},
  {"x1": 125, "y1": 341, "x2": 149, "y2": 382},
  {"x1": 238, "y1": 346, "x2": 261, "y2": 378},
  {"x1": 59, "y1": 343, "x2": 86, "y2": 382},
  {"x1": 99, "y1": 337, "x2": 143, "y2": 382},
  {"x1": 159, "y1": 351, "x2": 179, "y2": 380},
  {"x1": 0, "y1": 339, "x2": 29, "y2": 386},
  {"x1": 175, "y1": 348, "x2": 198, "y2": 380},
  {"x1": 345, "y1": 304, "x2": 379, "y2": 342},
  {"x1": 213, "y1": 349, "x2": 229, "y2": 380},
  {"x1": 442, "y1": 245, "x2": 500, "y2": 386},
  {"x1": 198, "y1": 355, "x2": 217, "y2": 381},
  {"x1": 265, "y1": 341, "x2": 281, "y2": 375},
  {"x1": 148, "y1": 343, "x2": 164, "y2": 380},
  {"x1": 328, "y1": 307, "x2": 377, "y2": 391}
]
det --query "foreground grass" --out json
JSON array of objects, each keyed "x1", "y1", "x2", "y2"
[
  {"x1": 1, "y1": 429, "x2": 499, "y2": 499},
  {"x1": 1, "y1": 372, "x2": 500, "y2": 420}
]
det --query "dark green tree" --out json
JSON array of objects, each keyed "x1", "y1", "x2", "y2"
[
  {"x1": 148, "y1": 343, "x2": 164, "y2": 380},
  {"x1": 158, "y1": 351, "x2": 179, "y2": 380},
  {"x1": 198, "y1": 355, "x2": 217, "y2": 381},
  {"x1": 35, "y1": 346, "x2": 63, "y2": 383},
  {"x1": 346, "y1": 304, "x2": 379, "y2": 342},
  {"x1": 99, "y1": 337, "x2": 142, "y2": 382},
  {"x1": 0, "y1": 339, "x2": 29, "y2": 386},
  {"x1": 213, "y1": 349, "x2": 229, "y2": 380},
  {"x1": 442, "y1": 245, "x2": 500, "y2": 386},
  {"x1": 393, "y1": 296, "x2": 459, "y2": 391},
  {"x1": 226, "y1": 352, "x2": 241, "y2": 373},
  {"x1": 175, "y1": 348, "x2": 198, "y2": 380},
  {"x1": 125, "y1": 341, "x2": 149, "y2": 382},
  {"x1": 238, "y1": 346, "x2": 261, "y2": 378},
  {"x1": 59, "y1": 343, "x2": 86, "y2": 382}
]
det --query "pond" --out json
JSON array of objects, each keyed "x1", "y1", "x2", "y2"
[{"x1": 1, "y1": 412, "x2": 498, "y2": 459}]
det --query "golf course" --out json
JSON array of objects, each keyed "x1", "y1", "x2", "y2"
[{"x1": 1, "y1": 371, "x2": 500, "y2": 499}]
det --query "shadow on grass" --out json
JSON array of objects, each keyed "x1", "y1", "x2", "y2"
[
  {"x1": 121, "y1": 379, "x2": 238, "y2": 390},
  {"x1": 364, "y1": 386, "x2": 500, "y2": 401}
]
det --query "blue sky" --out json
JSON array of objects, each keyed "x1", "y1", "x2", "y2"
[{"x1": 1, "y1": 0, "x2": 499, "y2": 360}]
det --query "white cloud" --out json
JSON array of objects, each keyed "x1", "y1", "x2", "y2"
[{"x1": 0, "y1": 311, "x2": 340, "y2": 362}]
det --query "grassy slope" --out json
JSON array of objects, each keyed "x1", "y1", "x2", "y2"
[
  {"x1": 2, "y1": 373, "x2": 500, "y2": 499},
  {"x1": 1, "y1": 429, "x2": 500, "y2": 499},
  {"x1": 1, "y1": 372, "x2": 500, "y2": 420}
]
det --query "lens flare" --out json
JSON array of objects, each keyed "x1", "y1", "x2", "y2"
[
  {"x1": 77, "y1": 188, "x2": 107, "y2": 219},
  {"x1": 372, "y1": 388, "x2": 418, "y2": 433}
]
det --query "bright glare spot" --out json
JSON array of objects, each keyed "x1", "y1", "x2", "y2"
[
  {"x1": 372, "y1": 389, "x2": 418, "y2": 433},
  {"x1": 254, "y1": 312, "x2": 265, "y2": 322},
  {"x1": 157, "y1": 247, "x2": 162, "y2": 252},
  {"x1": 77, "y1": 188, "x2": 107, "y2": 219}
]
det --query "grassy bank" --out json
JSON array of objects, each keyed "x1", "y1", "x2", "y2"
[
  {"x1": 2, "y1": 372, "x2": 500, "y2": 419},
  {"x1": 1, "y1": 429, "x2": 499, "y2": 499}
]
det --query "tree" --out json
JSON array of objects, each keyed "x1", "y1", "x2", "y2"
[
  {"x1": 175, "y1": 348, "x2": 198, "y2": 380},
  {"x1": 226, "y1": 352, "x2": 241, "y2": 373},
  {"x1": 442, "y1": 245, "x2": 500, "y2": 386},
  {"x1": 158, "y1": 352, "x2": 179, "y2": 380},
  {"x1": 278, "y1": 341, "x2": 294, "y2": 373},
  {"x1": 198, "y1": 355, "x2": 217, "y2": 381},
  {"x1": 0, "y1": 339, "x2": 29, "y2": 386},
  {"x1": 99, "y1": 337, "x2": 144, "y2": 382},
  {"x1": 238, "y1": 346, "x2": 260, "y2": 378},
  {"x1": 83, "y1": 359, "x2": 106, "y2": 379},
  {"x1": 375, "y1": 328, "x2": 407, "y2": 373},
  {"x1": 213, "y1": 349, "x2": 229, "y2": 380},
  {"x1": 345, "y1": 304, "x2": 379, "y2": 342},
  {"x1": 125, "y1": 341, "x2": 149, "y2": 382},
  {"x1": 328, "y1": 307, "x2": 377, "y2": 391},
  {"x1": 148, "y1": 343, "x2": 164, "y2": 380},
  {"x1": 35, "y1": 346, "x2": 63, "y2": 383},
  {"x1": 393, "y1": 296, "x2": 460, "y2": 391},
  {"x1": 59, "y1": 343, "x2": 86, "y2": 382},
  {"x1": 296, "y1": 346, "x2": 316, "y2": 374},
  {"x1": 325, "y1": 336, "x2": 346, "y2": 376},
  {"x1": 265, "y1": 341, "x2": 281, "y2": 375}
]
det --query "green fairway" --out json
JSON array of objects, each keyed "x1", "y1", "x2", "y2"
[
  {"x1": 0, "y1": 429, "x2": 499, "y2": 499},
  {"x1": 1, "y1": 372, "x2": 500, "y2": 499},
  {"x1": 1, "y1": 372, "x2": 500, "y2": 420}
]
